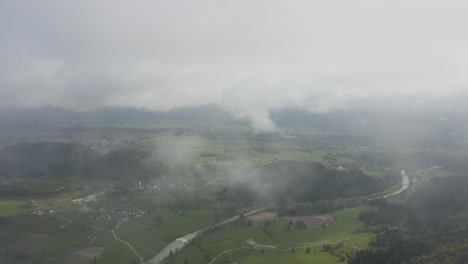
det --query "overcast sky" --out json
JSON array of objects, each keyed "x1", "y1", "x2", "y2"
[{"x1": 1, "y1": 0, "x2": 467, "y2": 129}]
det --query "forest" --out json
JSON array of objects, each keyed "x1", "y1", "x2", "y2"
[
  {"x1": 0, "y1": 142, "x2": 168, "y2": 184},
  {"x1": 349, "y1": 174, "x2": 468, "y2": 264},
  {"x1": 224, "y1": 160, "x2": 399, "y2": 206}
]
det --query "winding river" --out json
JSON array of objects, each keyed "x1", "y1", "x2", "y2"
[
  {"x1": 382, "y1": 169, "x2": 409, "y2": 198},
  {"x1": 146, "y1": 170, "x2": 410, "y2": 263},
  {"x1": 145, "y1": 208, "x2": 265, "y2": 264}
]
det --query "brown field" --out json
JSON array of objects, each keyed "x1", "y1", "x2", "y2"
[
  {"x1": 247, "y1": 212, "x2": 278, "y2": 222},
  {"x1": 283, "y1": 215, "x2": 336, "y2": 228},
  {"x1": 72, "y1": 247, "x2": 105, "y2": 258}
]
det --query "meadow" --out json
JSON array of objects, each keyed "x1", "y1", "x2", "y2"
[{"x1": 166, "y1": 206, "x2": 376, "y2": 264}]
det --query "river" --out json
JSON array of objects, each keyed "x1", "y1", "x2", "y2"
[
  {"x1": 382, "y1": 169, "x2": 409, "y2": 198},
  {"x1": 147, "y1": 170, "x2": 410, "y2": 263},
  {"x1": 145, "y1": 208, "x2": 265, "y2": 264}
]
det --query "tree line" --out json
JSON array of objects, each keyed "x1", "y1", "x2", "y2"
[
  {"x1": 0, "y1": 142, "x2": 168, "y2": 183},
  {"x1": 348, "y1": 174, "x2": 468, "y2": 264}
]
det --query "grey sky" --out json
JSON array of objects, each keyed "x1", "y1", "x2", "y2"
[{"x1": 1, "y1": 0, "x2": 467, "y2": 129}]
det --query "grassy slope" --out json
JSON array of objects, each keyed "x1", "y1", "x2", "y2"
[
  {"x1": 91, "y1": 232, "x2": 137, "y2": 264},
  {"x1": 115, "y1": 208, "x2": 214, "y2": 259},
  {"x1": 168, "y1": 206, "x2": 375, "y2": 264}
]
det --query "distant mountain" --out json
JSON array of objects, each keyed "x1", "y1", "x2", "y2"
[
  {"x1": 0, "y1": 104, "x2": 239, "y2": 126},
  {"x1": 0, "y1": 105, "x2": 466, "y2": 149}
]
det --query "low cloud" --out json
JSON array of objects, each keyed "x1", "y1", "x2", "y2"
[
  {"x1": 1, "y1": 0, "x2": 467, "y2": 129},
  {"x1": 154, "y1": 134, "x2": 204, "y2": 169}
]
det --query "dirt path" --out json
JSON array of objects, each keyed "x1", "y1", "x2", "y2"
[
  {"x1": 146, "y1": 208, "x2": 266, "y2": 264},
  {"x1": 32, "y1": 180, "x2": 90, "y2": 190},
  {"x1": 91, "y1": 225, "x2": 106, "y2": 231},
  {"x1": 207, "y1": 233, "x2": 381, "y2": 264},
  {"x1": 259, "y1": 232, "x2": 379, "y2": 249},
  {"x1": 204, "y1": 176, "x2": 228, "y2": 187},
  {"x1": 55, "y1": 215, "x2": 73, "y2": 229},
  {"x1": 43, "y1": 244, "x2": 81, "y2": 263},
  {"x1": 110, "y1": 223, "x2": 143, "y2": 261},
  {"x1": 208, "y1": 247, "x2": 250, "y2": 264},
  {"x1": 34, "y1": 203, "x2": 46, "y2": 211},
  {"x1": 207, "y1": 240, "x2": 336, "y2": 264}
]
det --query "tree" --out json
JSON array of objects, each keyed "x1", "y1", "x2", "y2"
[
  {"x1": 322, "y1": 244, "x2": 332, "y2": 252},
  {"x1": 295, "y1": 220, "x2": 307, "y2": 230},
  {"x1": 239, "y1": 213, "x2": 245, "y2": 220},
  {"x1": 154, "y1": 216, "x2": 164, "y2": 225}
]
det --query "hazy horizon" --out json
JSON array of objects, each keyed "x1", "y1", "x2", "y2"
[{"x1": 1, "y1": 0, "x2": 467, "y2": 130}]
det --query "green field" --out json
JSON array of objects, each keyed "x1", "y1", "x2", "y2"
[
  {"x1": 89, "y1": 232, "x2": 138, "y2": 264},
  {"x1": 0, "y1": 130, "x2": 438, "y2": 264},
  {"x1": 0, "y1": 161, "x2": 379, "y2": 264},
  {"x1": 0, "y1": 200, "x2": 33, "y2": 217},
  {"x1": 220, "y1": 248, "x2": 339, "y2": 264},
  {"x1": 167, "y1": 206, "x2": 375, "y2": 264},
  {"x1": 115, "y1": 208, "x2": 215, "y2": 259}
]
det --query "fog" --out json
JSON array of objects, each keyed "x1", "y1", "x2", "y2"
[
  {"x1": 1, "y1": 0, "x2": 468, "y2": 130},
  {"x1": 2, "y1": 3, "x2": 468, "y2": 264},
  {"x1": 154, "y1": 134, "x2": 203, "y2": 168},
  {"x1": 1, "y1": 0, "x2": 467, "y2": 204}
]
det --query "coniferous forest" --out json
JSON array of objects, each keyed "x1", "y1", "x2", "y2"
[{"x1": 349, "y1": 175, "x2": 468, "y2": 264}]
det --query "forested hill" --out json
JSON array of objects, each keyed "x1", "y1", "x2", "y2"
[
  {"x1": 0, "y1": 142, "x2": 167, "y2": 182},
  {"x1": 349, "y1": 174, "x2": 468, "y2": 264},
  {"x1": 225, "y1": 160, "x2": 399, "y2": 205}
]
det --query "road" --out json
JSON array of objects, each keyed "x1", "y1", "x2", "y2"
[{"x1": 110, "y1": 226, "x2": 143, "y2": 261}]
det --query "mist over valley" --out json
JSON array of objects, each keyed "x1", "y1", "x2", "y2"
[{"x1": 1, "y1": 1, "x2": 468, "y2": 263}]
